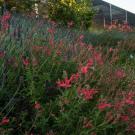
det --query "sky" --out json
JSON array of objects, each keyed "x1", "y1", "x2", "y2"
[{"x1": 102, "y1": 0, "x2": 135, "y2": 14}]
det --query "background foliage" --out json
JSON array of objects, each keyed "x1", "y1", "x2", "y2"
[
  {"x1": 48, "y1": 0, "x2": 95, "y2": 29},
  {"x1": 0, "y1": 0, "x2": 38, "y2": 12}
]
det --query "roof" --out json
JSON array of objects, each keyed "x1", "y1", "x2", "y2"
[{"x1": 102, "y1": 0, "x2": 135, "y2": 14}]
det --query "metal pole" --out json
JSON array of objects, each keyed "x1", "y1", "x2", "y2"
[
  {"x1": 3, "y1": 0, "x2": 7, "y2": 13},
  {"x1": 0, "y1": 7, "x2": 2, "y2": 16},
  {"x1": 110, "y1": 3, "x2": 112, "y2": 25},
  {"x1": 125, "y1": 10, "x2": 128, "y2": 23}
]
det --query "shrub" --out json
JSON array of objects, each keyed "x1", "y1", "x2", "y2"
[
  {"x1": 0, "y1": 13, "x2": 135, "y2": 135},
  {"x1": 48, "y1": 0, "x2": 94, "y2": 29}
]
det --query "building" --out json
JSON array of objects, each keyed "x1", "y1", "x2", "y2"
[{"x1": 93, "y1": 0, "x2": 135, "y2": 26}]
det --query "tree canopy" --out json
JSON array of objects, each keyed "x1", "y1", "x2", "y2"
[{"x1": 0, "y1": 0, "x2": 39, "y2": 12}]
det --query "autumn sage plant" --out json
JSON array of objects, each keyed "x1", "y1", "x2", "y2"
[{"x1": 0, "y1": 12, "x2": 135, "y2": 135}]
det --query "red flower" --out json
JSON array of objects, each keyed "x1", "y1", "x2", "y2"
[
  {"x1": 79, "y1": 34, "x2": 84, "y2": 40},
  {"x1": 34, "y1": 101, "x2": 41, "y2": 110},
  {"x1": 0, "y1": 51, "x2": 5, "y2": 58},
  {"x1": 81, "y1": 66, "x2": 88, "y2": 74},
  {"x1": 93, "y1": 52, "x2": 103, "y2": 65},
  {"x1": 3, "y1": 11, "x2": 11, "y2": 20},
  {"x1": 80, "y1": 89, "x2": 97, "y2": 100},
  {"x1": 1, "y1": 11, "x2": 11, "y2": 30},
  {"x1": 87, "y1": 58, "x2": 94, "y2": 68},
  {"x1": 115, "y1": 69, "x2": 126, "y2": 79},
  {"x1": 23, "y1": 58, "x2": 30, "y2": 66},
  {"x1": 114, "y1": 101, "x2": 124, "y2": 110},
  {"x1": 98, "y1": 103, "x2": 111, "y2": 111},
  {"x1": 69, "y1": 73, "x2": 79, "y2": 82},
  {"x1": 127, "y1": 92, "x2": 135, "y2": 99},
  {"x1": 0, "y1": 117, "x2": 9, "y2": 125},
  {"x1": 128, "y1": 108, "x2": 135, "y2": 117},
  {"x1": 128, "y1": 124, "x2": 135, "y2": 131},
  {"x1": 48, "y1": 28, "x2": 55, "y2": 35},
  {"x1": 57, "y1": 78, "x2": 71, "y2": 89},
  {"x1": 49, "y1": 38, "x2": 54, "y2": 46},
  {"x1": 56, "y1": 50, "x2": 61, "y2": 56},
  {"x1": 125, "y1": 99, "x2": 134, "y2": 105},
  {"x1": 79, "y1": 42, "x2": 85, "y2": 46},
  {"x1": 128, "y1": 123, "x2": 135, "y2": 130},
  {"x1": 120, "y1": 115, "x2": 129, "y2": 122},
  {"x1": 109, "y1": 48, "x2": 113, "y2": 53},
  {"x1": 87, "y1": 45, "x2": 93, "y2": 51}
]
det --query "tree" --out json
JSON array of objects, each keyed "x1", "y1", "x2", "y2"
[
  {"x1": 47, "y1": 0, "x2": 95, "y2": 29},
  {"x1": 0, "y1": 0, "x2": 39, "y2": 13}
]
